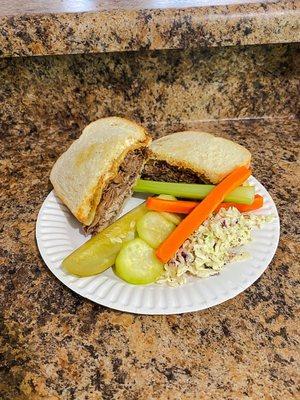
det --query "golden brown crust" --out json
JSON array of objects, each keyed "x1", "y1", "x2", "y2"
[
  {"x1": 78, "y1": 139, "x2": 151, "y2": 225},
  {"x1": 50, "y1": 117, "x2": 151, "y2": 225},
  {"x1": 148, "y1": 131, "x2": 251, "y2": 184}
]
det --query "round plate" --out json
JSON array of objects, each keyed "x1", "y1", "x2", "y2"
[{"x1": 36, "y1": 176, "x2": 280, "y2": 315}]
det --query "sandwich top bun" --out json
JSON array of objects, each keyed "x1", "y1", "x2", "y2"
[
  {"x1": 149, "y1": 131, "x2": 251, "y2": 184},
  {"x1": 50, "y1": 117, "x2": 151, "y2": 226}
]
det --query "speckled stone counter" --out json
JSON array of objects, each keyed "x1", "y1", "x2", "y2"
[
  {"x1": 1, "y1": 7, "x2": 299, "y2": 395},
  {"x1": 1, "y1": 118, "x2": 299, "y2": 399},
  {"x1": 0, "y1": 0, "x2": 299, "y2": 57}
]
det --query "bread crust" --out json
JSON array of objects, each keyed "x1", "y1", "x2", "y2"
[
  {"x1": 148, "y1": 131, "x2": 251, "y2": 184},
  {"x1": 50, "y1": 117, "x2": 151, "y2": 225}
]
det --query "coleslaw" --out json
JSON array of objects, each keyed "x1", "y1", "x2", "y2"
[{"x1": 158, "y1": 207, "x2": 273, "y2": 286}]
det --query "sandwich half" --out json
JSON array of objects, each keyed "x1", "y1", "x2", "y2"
[
  {"x1": 142, "y1": 131, "x2": 251, "y2": 184},
  {"x1": 50, "y1": 117, "x2": 151, "y2": 235}
]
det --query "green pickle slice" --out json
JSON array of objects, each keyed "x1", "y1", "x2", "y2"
[
  {"x1": 62, "y1": 203, "x2": 147, "y2": 276},
  {"x1": 157, "y1": 194, "x2": 177, "y2": 201},
  {"x1": 155, "y1": 195, "x2": 183, "y2": 225},
  {"x1": 136, "y1": 211, "x2": 176, "y2": 249},
  {"x1": 159, "y1": 211, "x2": 182, "y2": 225},
  {"x1": 115, "y1": 238, "x2": 164, "y2": 284}
]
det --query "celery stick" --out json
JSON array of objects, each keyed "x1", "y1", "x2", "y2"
[{"x1": 134, "y1": 180, "x2": 254, "y2": 205}]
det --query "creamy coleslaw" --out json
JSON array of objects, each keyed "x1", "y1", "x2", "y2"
[{"x1": 158, "y1": 207, "x2": 273, "y2": 286}]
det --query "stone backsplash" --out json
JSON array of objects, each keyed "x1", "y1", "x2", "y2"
[{"x1": 1, "y1": 43, "x2": 298, "y2": 141}]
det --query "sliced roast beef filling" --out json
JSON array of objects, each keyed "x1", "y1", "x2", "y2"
[
  {"x1": 142, "y1": 159, "x2": 207, "y2": 184},
  {"x1": 85, "y1": 147, "x2": 149, "y2": 235}
]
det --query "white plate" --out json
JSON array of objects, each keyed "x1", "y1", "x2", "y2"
[{"x1": 36, "y1": 176, "x2": 280, "y2": 315}]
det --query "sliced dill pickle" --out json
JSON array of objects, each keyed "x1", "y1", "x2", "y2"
[
  {"x1": 62, "y1": 203, "x2": 147, "y2": 276},
  {"x1": 115, "y1": 238, "x2": 164, "y2": 284},
  {"x1": 157, "y1": 194, "x2": 177, "y2": 201},
  {"x1": 136, "y1": 211, "x2": 176, "y2": 249},
  {"x1": 156, "y1": 195, "x2": 182, "y2": 224},
  {"x1": 159, "y1": 211, "x2": 183, "y2": 225}
]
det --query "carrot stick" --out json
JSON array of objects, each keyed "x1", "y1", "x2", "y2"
[
  {"x1": 156, "y1": 166, "x2": 251, "y2": 263},
  {"x1": 146, "y1": 197, "x2": 198, "y2": 213},
  {"x1": 147, "y1": 194, "x2": 263, "y2": 214},
  {"x1": 214, "y1": 194, "x2": 263, "y2": 213}
]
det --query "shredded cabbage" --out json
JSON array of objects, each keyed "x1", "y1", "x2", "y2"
[{"x1": 157, "y1": 207, "x2": 273, "y2": 287}]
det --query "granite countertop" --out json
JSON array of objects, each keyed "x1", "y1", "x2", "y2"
[
  {"x1": 1, "y1": 118, "x2": 299, "y2": 399},
  {"x1": 0, "y1": 0, "x2": 299, "y2": 57}
]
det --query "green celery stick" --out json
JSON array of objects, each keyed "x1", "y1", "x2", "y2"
[{"x1": 134, "y1": 180, "x2": 254, "y2": 205}]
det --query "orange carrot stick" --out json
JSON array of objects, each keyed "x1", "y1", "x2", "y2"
[
  {"x1": 156, "y1": 166, "x2": 251, "y2": 263},
  {"x1": 214, "y1": 194, "x2": 263, "y2": 213},
  {"x1": 146, "y1": 197, "x2": 198, "y2": 213},
  {"x1": 147, "y1": 194, "x2": 263, "y2": 215}
]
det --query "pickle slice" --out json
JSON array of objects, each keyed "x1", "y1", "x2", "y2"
[
  {"x1": 136, "y1": 211, "x2": 176, "y2": 249},
  {"x1": 156, "y1": 195, "x2": 183, "y2": 225},
  {"x1": 159, "y1": 211, "x2": 183, "y2": 225},
  {"x1": 62, "y1": 203, "x2": 147, "y2": 276},
  {"x1": 115, "y1": 238, "x2": 164, "y2": 284},
  {"x1": 157, "y1": 194, "x2": 177, "y2": 201}
]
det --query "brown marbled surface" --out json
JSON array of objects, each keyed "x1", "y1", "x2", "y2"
[
  {"x1": 0, "y1": 43, "x2": 299, "y2": 134},
  {"x1": 0, "y1": 0, "x2": 299, "y2": 57},
  {"x1": 0, "y1": 117, "x2": 299, "y2": 399}
]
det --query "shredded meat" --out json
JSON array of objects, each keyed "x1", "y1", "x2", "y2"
[
  {"x1": 142, "y1": 159, "x2": 207, "y2": 184},
  {"x1": 85, "y1": 148, "x2": 149, "y2": 235}
]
